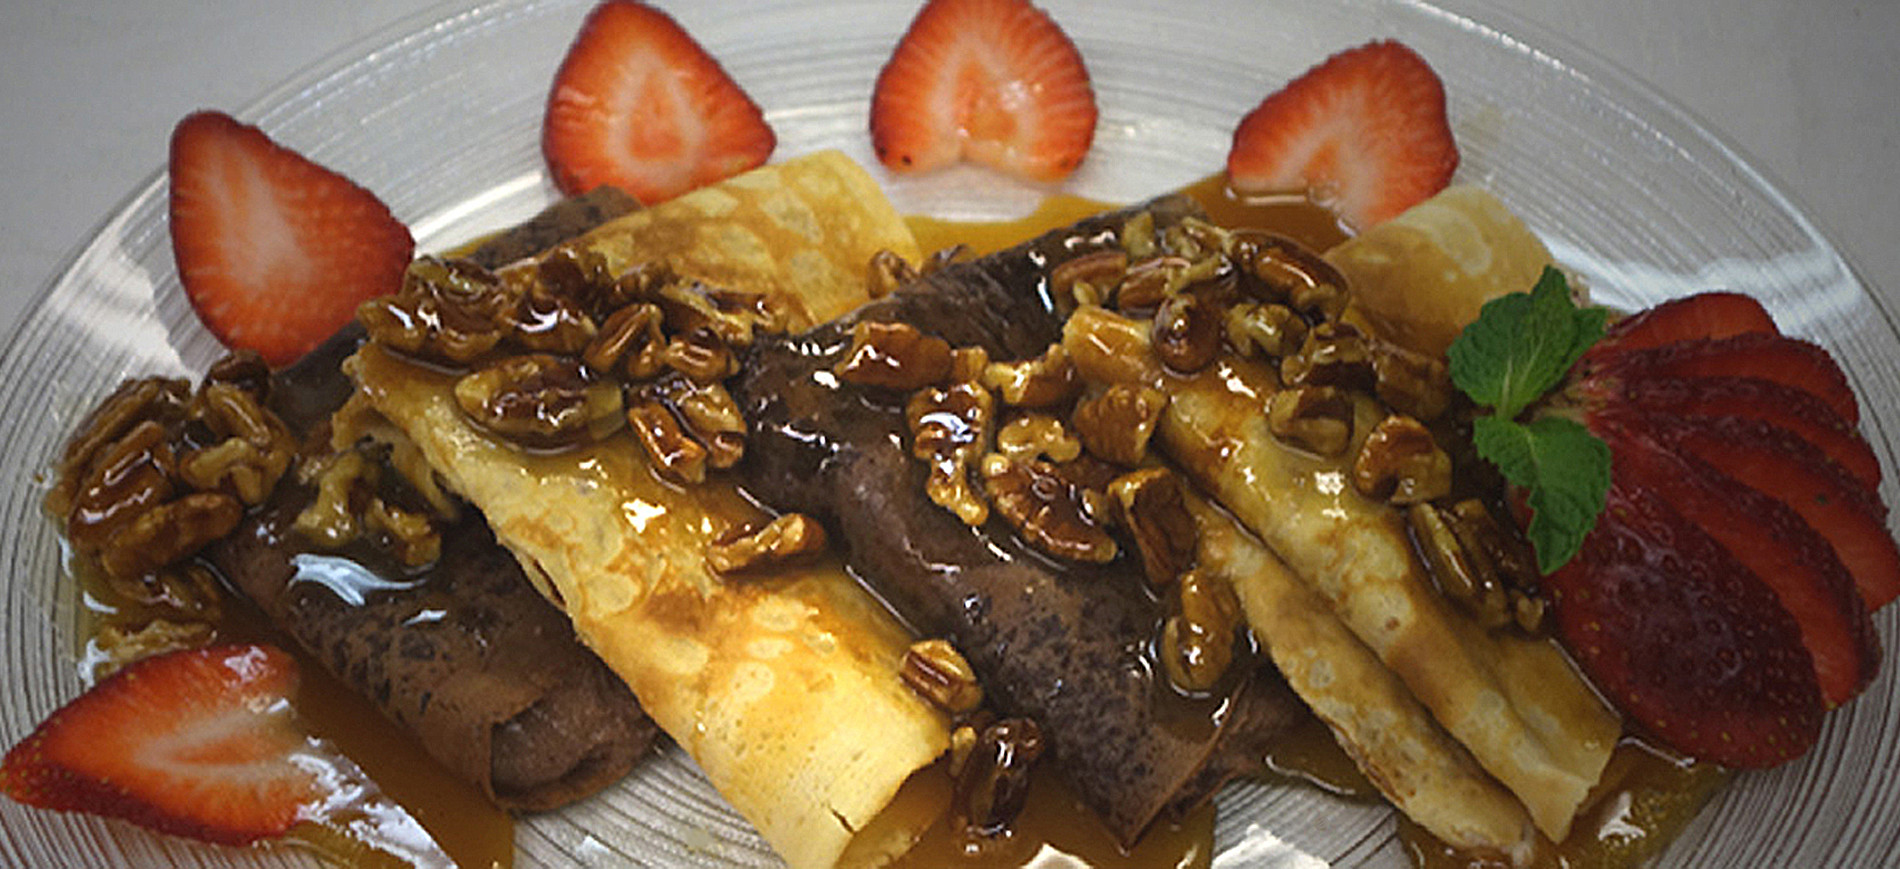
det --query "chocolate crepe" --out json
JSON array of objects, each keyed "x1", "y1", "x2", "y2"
[
  {"x1": 734, "y1": 196, "x2": 1305, "y2": 844},
  {"x1": 205, "y1": 189, "x2": 657, "y2": 812}
]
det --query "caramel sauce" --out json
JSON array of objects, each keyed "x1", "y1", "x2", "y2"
[
  {"x1": 891, "y1": 763, "x2": 1214, "y2": 869},
  {"x1": 74, "y1": 557, "x2": 513, "y2": 869},
  {"x1": 1400, "y1": 739, "x2": 1725, "y2": 869}
]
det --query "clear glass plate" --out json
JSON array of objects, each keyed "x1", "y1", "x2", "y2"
[{"x1": 2, "y1": 0, "x2": 1895, "y2": 866}]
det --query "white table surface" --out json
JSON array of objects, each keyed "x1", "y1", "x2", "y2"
[{"x1": 2, "y1": 0, "x2": 1895, "y2": 347}]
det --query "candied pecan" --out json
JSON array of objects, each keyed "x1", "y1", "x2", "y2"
[
  {"x1": 980, "y1": 344, "x2": 1079, "y2": 408},
  {"x1": 1352, "y1": 414, "x2": 1452, "y2": 504},
  {"x1": 1161, "y1": 569, "x2": 1241, "y2": 693},
  {"x1": 900, "y1": 638, "x2": 984, "y2": 714},
  {"x1": 980, "y1": 453, "x2": 1117, "y2": 563},
  {"x1": 706, "y1": 513, "x2": 829, "y2": 575},
  {"x1": 453, "y1": 354, "x2": 626, "y2": 450},
  {"x1": 907, "y1": 382, "x2": 996, "y2": 526},
  {"x1": 1109, "y1": 468, "x2": 1198, "y2": 586},
  {"x1": 1266, "y1": 386, "x2": 1354, "y2": 457},
  {"x1": 1070, "y1": 384, "x2": 1168, "y2": 467},
  {"x1": 836, "y1": 321, "x2": 953, "y2": 390}
]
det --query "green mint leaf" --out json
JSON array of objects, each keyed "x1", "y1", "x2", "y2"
[
  {"x1": 1471, "y1": 415, "x2": 1611, "y2": 574},
  {"x1": 1447, "y1": 267, "x2": 1609, "y2": 419}
]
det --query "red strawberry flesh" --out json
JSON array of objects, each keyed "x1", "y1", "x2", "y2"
[
  {"x1": 870, "y1": 0, "x2": 1097, "y2": 182},
  {"x1": 1592, "y1": 410, "x2": 1878, "y2": 706},
  {"x1": 0, "y1": 644, "x2": 318, "y2": 845},
  {"x1": 170, "y1": 111, "x2": 414, "y2": 367},
  {"x1": 1225, "y1": 40, "x2": 1457, "y2": 229},
  {"x1": 543, "y1": 0, "x2": 775, "y2": 203},
  {"x1": 1546, "y1": 472, "x2": 1823, "y2": 768}
]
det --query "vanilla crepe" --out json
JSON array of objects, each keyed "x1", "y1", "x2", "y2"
[
  {"x1": 1063, "y1": 304, "x2": 1620, "y2": 846},
  {"x1": 348, "y1": 152, "x2": 950, "y2": 869}
]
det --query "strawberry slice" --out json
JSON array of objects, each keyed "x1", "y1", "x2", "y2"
[
  {"x1": 1585, "y1": 291, "x2": 1777, "y2": 362},
  {"x1": 170, "y1": 111, "x2": 414, "y2": 367},
  {"x1": 0, "y1": 644, "x2": 319, "y2": 845},
  {"x1": 869, "y1": 0, "x2": 1097, "y2": 182},
  {"x1": 1592, "y1": 410, "x2": 1878, "y2": 707},
  {"x1": 1646, "y1": 413, "x2": 1900, "y2": 611},
  {"x1": 1586, "y1": 332, "x2": 1860, "y2": 425},
  {"x1": 1226, "y1": 40, "x2": 1457, "y2": 229},
  {"x1": 1600, "y1": 376, "x2": 1881, "y2": 490},
  {"x1": 543, "y1": 0, "x2": 775, "y2": 203},
  {"x1": 1546, "y1": 471, "x2": 1823, "y2": 768}
]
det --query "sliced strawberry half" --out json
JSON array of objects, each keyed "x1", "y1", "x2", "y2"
[
  {"x1": 0, "y1": 644, "x2": 319, "y2": 845},
  {"x1": 543, "y1": 0, "x2": 775, "y2": 203},
  {"x1": 1545, "y1": 471, "x2": 1823, "y2": 768},
  {"x1": 1585, "y1": 291, "x2": 1777, "y2": 362},
  {"x1": 869, "y1": 0, "x2": 1097, "y2": 183},
  {"x1": 1226, "y1": 40, "x2": 1457, "y2": 229},
  {"x1": 170, "y1": 111, "x2": 415, "y2": 367},
  {"x1": 1599, "y1": 376, "x2": 1882, "y2": 490},
  {"x1": 1585, "y1": 332, "x2": 1860, "y2": 425},
  {"x1": 1645, "y1": 413, "x2": 1900, "y2": 611},
  {"x1": 1591, "y1": 410, "x2": 1878, "y2": 707}
]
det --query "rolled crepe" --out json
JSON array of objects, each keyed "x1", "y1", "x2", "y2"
[
  {"x1": 1062, "y1": 304, "x2": 1621, "y2": 844},
  {"x1": 347, "y1": 151, "x2": 952, "y2": 869},
  {"x1": 203, "y1": 326, "x2": 655, "y2": 812},
  {"x1": 736, "y1": 196, "x2": 1306, "y2": 845}
]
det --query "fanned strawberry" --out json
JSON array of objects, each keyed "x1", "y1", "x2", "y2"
[
  {"x1": 1585, "y1": 291, "x2": 1777, "y2": 362},
  {"x1": 870, "y1": 0, "x2": 1097, "y2": 182},
  {"x1": 0, "y1": 644, "x2": 318, "y2": 845},
  {"x1": 170, "y1": 111, "x2": 414, "y2": 367},
  {"x1": 543, "y1": 0, "x2": 775, "y2": 203},
  {"x1": 1592, "y1": 410, "x2": 1878, "y2": 706},
  {"x1": 1587, "y1": 332, "x2": 1860, "y2": 425},
  {"x1": 1647, "y1": 413, "x2": 1900, "y2": 611},
  {"x1": 1546, "y1": 472, "x2": 1823, "y2": 768},
  {"x1": 1602, "y1": 376, "x2": 1881, "y2": 490},
  {"x1": 1226, "y1": 40, "x2": 1457, "y2": 229}
]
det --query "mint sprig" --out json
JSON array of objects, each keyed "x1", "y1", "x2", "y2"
[{"x1": 1447, "y1": 267, "x2": 1611, "y2": 574}]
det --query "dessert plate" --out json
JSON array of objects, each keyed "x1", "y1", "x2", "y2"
[{"x1": 2, "y1": 0, "x2": 1895, "y2": 866}]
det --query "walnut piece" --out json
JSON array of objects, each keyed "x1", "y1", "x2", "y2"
[{"x1": 706, "y1": 513, "x2": 829, "y2": 575}]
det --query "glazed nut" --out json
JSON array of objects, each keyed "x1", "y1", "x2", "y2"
[
  {"x1": 1162, "y1": 569, "x2": 1241, "y2": 693},
  {"x1": 907, "y1": 382, "x2": 996, "y2": 526},
  {"x1": 995, "y1": 414, "x2": 1082, "y2": 465},
  {"x1": 1371, "y1": 340, "x2": 1454, "y2": 421},
  {"x1": 980, "y1": 344, "x2": 1080, "y2": 407},
  {"x1": 1266, "y1": 386, "x2": 1354, "y2": 457},
  {"x1": 627, "y1": 398, "x2": 709, "y2": 485},
  {"x1": 1352, "y1": 414, "x2": 1452, "y2": 504},
  {"x1": 1109, "y1": 468, "x2": 1198, "y2": 586},
  {"x1": 955, "y1": 717, "x2": 1046, "y2": 836},
  {"x1": 1151, "y1": 290, "x2": 1225, "y2": 374},
  {"x1": 663, "y1": 326, "x2": 739, "y2": 384},
  {"x1": 900, "y1": 638, "x2": 985, "y2": 714},
  {"x1": 980, "y1": 453, "x2": 1118, "y2": 563},
  {"x1": 99, "y1": 492, "x2": 243, "y2": 581},
  {"x1": 867, "y1": 249, "x2": 921, "y2": 299},
  {"x1": 1071, "y1": 384, "x2": 1169, "y2": 467},
  {"x1": 454, "y1": 354, "x2": 626, "y2": 450},
  {"x1": 707, "y1": 513, "x2": 829, "y2": 575},
  {"x1": 1224, "y1": 302, "x2": 1308, "y2": 360},
  {"x1": 583, "y1": 302, "x2": 666, "y2": 380},
  {"x1": 1049, "y1": 249, "x2": 1129, "y2": 309},
  {"x1": 1229, "y1": 230, "x2": 1349, "y2": 318},
  {"x1": 1280, "y1": 321, "x2": 1374, "y2": 390},
  {"x1": 835, "y1": 320, "x2": 954, "y2": 390}
]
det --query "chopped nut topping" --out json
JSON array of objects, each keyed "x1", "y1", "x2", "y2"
[
  {"x1": 1071, "y1": 384, "x2": 1168, "y2": 467},
  {"x1": 1267, "y1": 386, "x2": 1354, "y2": 457},
  {"x1": 995, "y1": 415, "x2": 1082, "y2": 465},
  {"x1": 453, "y1": 354, "x2": 626, "y2": 450},
  {"x1": 1109, "y1": 468, "x2": 1198, "y2": 586},
  {"x1": 707, "y1": 513, "x2": 829, "y2": 575},
  {"x1": 907, "y1": 382, "x2": 996, "y2": 526},
  {"x1": 836, "y1": 321, "x2": 954, "y2": 390},
  {"x1": 1352, "y1": 414, "x2": 1452, "y2": 504},
  {"x1": 900, "y1": 638, "x2": 984, "y2": 714},
  {"x1": 980, "y1": 453, "x2": 1117, "y2": 563},
  {"x1": 980, "y1": 344, "x2": 1080, "y2": 408},
  {"x1": 1224, "y1": 301, "x2": 1308, "y2": 360},
  {"x1": 627, "y1": 398, "x2": 709, "y2": 485},
  {"x1": 1162, "y1": 569, "x2": 1241, "y2": 692}
]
